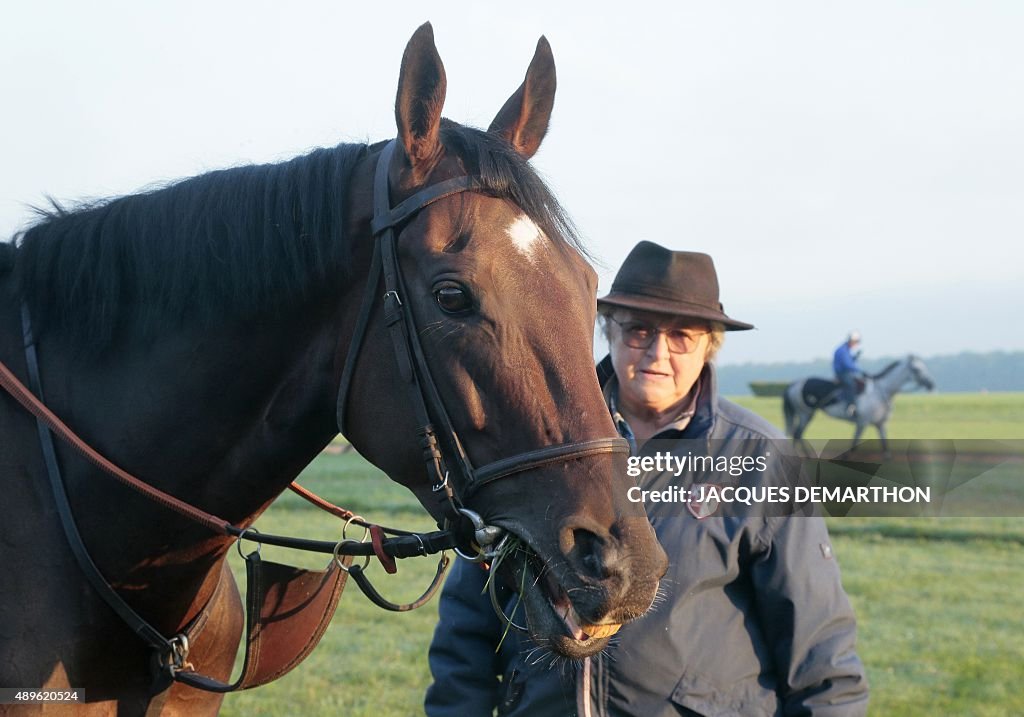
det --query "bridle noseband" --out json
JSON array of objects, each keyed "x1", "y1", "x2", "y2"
[{"x1": 335, "y1": 139, "x2": 629, "y2": 535}]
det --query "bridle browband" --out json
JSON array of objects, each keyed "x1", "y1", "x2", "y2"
[{"x1": 335, "y1": 139, "x2": 629, "y2": 523}]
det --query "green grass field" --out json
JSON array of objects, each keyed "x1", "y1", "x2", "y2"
[
  {"x1": 221, "y1": 392, "x2": 1024, "y2": 716},
  {"x1": 731, "y1": 391, "x2": 1024, "y2": 440}
]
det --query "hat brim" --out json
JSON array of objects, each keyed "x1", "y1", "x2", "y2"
[{"x1": 598, "y1": 292, "x2": 754, "y2": 331}]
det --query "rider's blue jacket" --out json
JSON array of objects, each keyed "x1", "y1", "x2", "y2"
[
  {"x1": 425, "y1": 361, "x2": 869, "y2": 717},
  {"x1": 833, "y1": 343, "x2": 861, "y2": 375}
]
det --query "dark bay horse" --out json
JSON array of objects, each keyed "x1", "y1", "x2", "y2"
[{"x1": 0, "y1": 24, "x2": 666, "y2": 715}]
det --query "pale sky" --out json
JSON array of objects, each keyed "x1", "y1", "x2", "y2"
[{"x1": 3, "y1": 2, "x2": 1022, "y2": 364}]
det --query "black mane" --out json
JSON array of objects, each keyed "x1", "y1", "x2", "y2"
[
  {"x1": 15, "y1": 143, "x2": 368, "y2": 350},
  {"x1": 0, "y1": 242, "x2": 13, "y2": 275},
  {"x1": 872, "y1": 361, "x2": 901, "y2": 379},
  {"x1": 12, "y1": 125, "x2": 583, "y2": 353}
]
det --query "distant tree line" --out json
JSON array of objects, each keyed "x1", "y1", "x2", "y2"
[{"x1": 716, "y1": 351, "x2": 1024, "y2": 396}]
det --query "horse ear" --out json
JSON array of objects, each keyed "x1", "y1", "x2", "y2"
[
  {"x1": 395, "y1": 23, "x2": 447, "y2": 177},
  {"x1": 488, "y1": 37, "x2": 556, "y2": 159}
]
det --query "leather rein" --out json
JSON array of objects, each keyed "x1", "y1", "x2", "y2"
[{"x1": 0, "y1": 138, "x2": 629, "y2": 693}]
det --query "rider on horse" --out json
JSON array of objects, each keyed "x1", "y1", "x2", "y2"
[{"x1": 833, "y1": 331, "x2": 863, "y2": 416}]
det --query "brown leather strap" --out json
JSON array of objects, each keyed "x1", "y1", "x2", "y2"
[
  {"x1": 0, "y1": 356, "x2": 232, "y2": 535},
  {"x1": 370, "y1": 525, "x2": 397, "y2": 574},
  {"x1": 1, "y1": 351, "x2": 391, "y2": 547},
  {"x1": 467, "y1": 437, "x2": 630, "y2": 497},
  {"x1": 348, "y1": 554, "x2": 449, "y2": 612},
  {"x1": 236, "y1": 554, "x2": 350, "y2": 689},
  {"x1": 176, "y1": 553, "x2": 351, "y2": 692},
  {"x1": 288, "y1": 481, "x2": 357, "y2": 521}
]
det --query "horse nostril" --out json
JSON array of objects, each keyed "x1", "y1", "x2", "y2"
[{"x1": 569, "y1": 528, "x2": 614, "y2": 580}]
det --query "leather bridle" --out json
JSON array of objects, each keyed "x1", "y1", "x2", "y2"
[{"x1": 335, "y1": 139, "x2": 629, "y2": 532}]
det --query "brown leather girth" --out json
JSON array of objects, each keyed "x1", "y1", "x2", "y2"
[{"x1": 176, "y1": 552, "x2": 351, "y2": 692}]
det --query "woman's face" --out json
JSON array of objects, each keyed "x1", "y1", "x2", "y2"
[{"x1": 608, "y1": 309, "x2": 711, "y2": 417}]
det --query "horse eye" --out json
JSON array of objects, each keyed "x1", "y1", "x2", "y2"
[{"x1": 434, "y1": 285, "x2": 473, "y2": 314}]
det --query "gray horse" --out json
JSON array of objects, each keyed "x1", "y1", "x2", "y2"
[{"x1": 783, "y1": 354, "x2": 935, "y2": 450}]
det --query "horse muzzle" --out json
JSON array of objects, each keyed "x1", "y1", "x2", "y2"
[{"x1": 484, "y1": 514, "x2": 667, "y2": 658}]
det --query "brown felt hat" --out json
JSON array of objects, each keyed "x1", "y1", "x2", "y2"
[{"x1": 598, "y1": 241, "x2": 754, "y2": 331}]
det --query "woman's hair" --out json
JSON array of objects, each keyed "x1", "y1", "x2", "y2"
[
  {"x1": 705, "y1": 322, "x2": 726, "y2": 362},
  {"x1": 596, "y1": 303, "x2": 616, "y2": 343},
  {"x1": 597, "y1": 304, "x2": 726, "y2": 362}
]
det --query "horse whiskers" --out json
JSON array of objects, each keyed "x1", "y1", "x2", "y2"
[
  {"x1": 556, "y1": 654, "x2": 574, "y2": 677},
  {"x1": 642, "y1": 582, "x2": 673, "y2": 615},
  {"x1": 416, "y1": 323, "x2": 446, "y2": 341},
  {"x1": 523, "y1": 642, "x2": 551, "y2": 666},
  {"x1": 418, "y1": 320, "x2": 446, "y2": 333},
  {"x1": 418, "y1": 321, "x2": 463, "y2": 342},
  {"x1": 437, "y1": 326, "x2": 465, "y2": 343}
]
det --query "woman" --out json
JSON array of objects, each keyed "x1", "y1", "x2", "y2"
[{"x1": 426, "y1": 241, "x2": 869, "y2": 716}]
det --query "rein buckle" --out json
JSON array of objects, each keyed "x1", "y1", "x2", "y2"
[{"x1": 163, "y1": 634, "x2": 194, "y2": 675}]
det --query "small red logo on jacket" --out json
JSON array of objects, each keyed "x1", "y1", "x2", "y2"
[{"x1": 687, "y1": 483, "x2": 719, "y2": 520}]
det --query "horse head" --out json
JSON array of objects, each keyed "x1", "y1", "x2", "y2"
[
  {"x1": 339, "y1": 24, "x2": 667, "y2": 658},
  {"x1": 908, "y1": 354, "x2": 936, "y2": 391}
]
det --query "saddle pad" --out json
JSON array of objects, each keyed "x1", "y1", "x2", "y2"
[{"x1": 802, "y1": 378, "x2": 841, "y2": 408}]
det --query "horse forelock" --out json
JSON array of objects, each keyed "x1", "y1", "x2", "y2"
[
  {"x1": 438, "y1": 123, "x2": 591, "y2": 263},
  {"x1": 12, "y1": 143, "x2": 368, "y2": 353}
]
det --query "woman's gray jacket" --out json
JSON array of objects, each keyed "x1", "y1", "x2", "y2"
[{"x1": 425, "y1": 362, "x2": 868, "y2": 716}]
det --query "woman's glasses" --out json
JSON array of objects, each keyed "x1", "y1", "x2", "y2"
[{"x1": 608, "y1": 317, "x2": 708, "y2": 354}]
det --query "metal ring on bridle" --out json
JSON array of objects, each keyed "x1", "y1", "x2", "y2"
[
  {"x1": 453, "y1": 507, "x2": 504, "y2": 562},
  {"x1": 235, "y1": 527, "x2": 262, "y2": 560},
  {"x1": 482, "y1": 533, "x2": 513, "y2": 561},
  {"x1": 342, "y1": 515, "x2": 369, "y2": 542},
  {"x1": 333, "y1": 538, "x2": 372, "y2": 573},
  {"x1": 453, "y1": 544, "x2": 486, "y2": 562},
  {"x1": 457, "y1": 507, "x2": 487, "y2": 532}
]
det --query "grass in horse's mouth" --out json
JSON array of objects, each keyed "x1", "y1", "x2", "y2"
[{"x1": 482, "y1": 534, "x2": 529, "y2": 649}]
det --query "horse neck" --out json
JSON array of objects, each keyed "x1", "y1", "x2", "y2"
[
  {"x1": 10, "y1": 144, "x2": 374, "y2": 634},
  {"x1": 25, "y1": 146, "x2": 375, "y2": 535},
  {"x1": 873, "y1": 358, "x2": 912, "y2": 398},
  {"x1": 43, "y1": 292, "x2": 349, "y2": 627}
]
